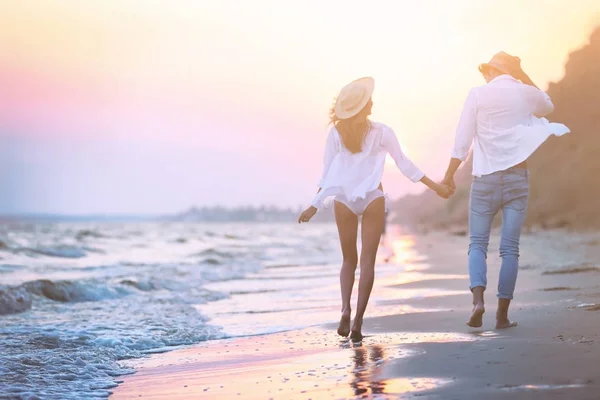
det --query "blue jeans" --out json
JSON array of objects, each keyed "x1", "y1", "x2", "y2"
[{"x1": 468, "y1": 168, "x2": 529, "y2": 300}]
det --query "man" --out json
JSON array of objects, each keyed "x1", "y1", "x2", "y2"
[{"x1": 442, "y1": 52, "x2": 569, "y2": 329}]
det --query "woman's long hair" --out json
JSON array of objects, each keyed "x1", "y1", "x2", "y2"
[{"x1": 329, "y1": 99, "x2": 372, "y2": 154}]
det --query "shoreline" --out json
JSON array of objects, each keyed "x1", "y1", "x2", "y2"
[{"x1": 111, "y1": 230, "x2": 600, "y2": 399}]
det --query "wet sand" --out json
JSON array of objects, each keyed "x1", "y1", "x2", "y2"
[{"x1": 111, "y1": 231, "x2": 600, "y2": 399}]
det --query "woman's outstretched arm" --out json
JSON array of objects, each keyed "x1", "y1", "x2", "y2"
[
  {"x1": 382, "y1": 126, "x2": 425, "y2": 183},
  {"x1": 420, "y1": 175, "x2": 453, "y2": 199},
  {"x1": 382, "y1": 126, "x2": 452, "y2": 198}
]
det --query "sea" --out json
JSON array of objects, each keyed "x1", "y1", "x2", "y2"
[
  {"x1": 0, "y1": 221, "x2": 448, "y2": 399},
  {"x1": 2, "y1": 221, "x2": 598, "y2": 399}
]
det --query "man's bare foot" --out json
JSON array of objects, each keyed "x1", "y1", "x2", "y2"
[
  {"x1": 496, "y1": 319, "x2": 518, "y2": 329},
  {"x1": 466, "y1": 304, "x2": 485, "y2": 328},
  {"x1": 496, "y1": 298, "x2": 515, "y2": 329},
  {"x1": 337, "y1": 313, "x2": 351, "y2": 337}
]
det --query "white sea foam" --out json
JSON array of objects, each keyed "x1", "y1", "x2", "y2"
[{"x1": 0, "y1": 222, "x2": 341, "y2": 399}]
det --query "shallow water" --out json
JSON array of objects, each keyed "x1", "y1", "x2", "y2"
[
  {"x1": 114, "y1": 328, "x2": 481, "y2": 400},
  {"x1": 0, "y1": 222, "x2": 345, "y2": 399},
  {"x1": 1, "y1": 222, "x2": 452, "y2": 399},
  {"x1": 3, "y1": 222, "x2": 597, "y2": 399}
]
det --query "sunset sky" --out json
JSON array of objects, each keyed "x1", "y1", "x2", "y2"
[{"x1": 1, "y1": 0, "x2": 598, "y2": 214}]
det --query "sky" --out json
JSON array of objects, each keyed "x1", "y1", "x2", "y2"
[{"x1": 1, "y1": 0, "x2": 599, "y2": 215}]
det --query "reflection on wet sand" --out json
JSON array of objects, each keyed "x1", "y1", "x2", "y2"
[
  {"x1": 387, "y1": 235, "x2": 425, "y2": 268},
  {"x1": 114, "y1": 328, "x2": 471, "y2": 399},
  {"x1": 350, "y1": 345, "x2": 386, "y2": 397},
  {"x1": 340, "y1": 340, "x2": 452, "y2": 399}
]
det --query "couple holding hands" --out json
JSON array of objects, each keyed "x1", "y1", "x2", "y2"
[{"x1": 298, "y1": 52, "x2": 569, "y2": 341}]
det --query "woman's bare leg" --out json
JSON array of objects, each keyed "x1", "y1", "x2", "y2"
[
  {"x1": 334, "y1": 201, "x2": 359, "y2": 337},
  {"x1": 351, "y1": 197, "x2": 385, "y2": 340}
]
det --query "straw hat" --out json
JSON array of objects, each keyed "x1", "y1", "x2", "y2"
[
  {"x1": 334, "y1": 77, "x2": 375, "y2": 120},
  {"x1": 479, "y1": 51, "x2": 521, "y2": 75}
]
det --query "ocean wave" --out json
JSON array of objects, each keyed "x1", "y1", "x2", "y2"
[
  {"x1": 75, "y1": 229, "x2": 106, "y2": 241},
  {"x1": 15, "y1": 246, "x2": 88, "y2": 259},
  {"x1": 120, "y1": 279, "x2": 160, "y2": 291},
  {"x1": 0, "y1": 323, "x2": 224, "y2": 400},
  {"x1": 193, "y1": 248, "x2": 236, "y2": 258},
  {"x1": 118, "y1": 278, "x2": 191, "y2": 292},
  {"x1": 193, "y1": 248, "x2": 243, "y2": 266},
  {"x1": 201, "y1": 257, "x2": 222, "y2": 265},
  {"x1": 0, "y1": 276, "x2": 230, "y2": 316},
  {"x1": 22, "y1": 280, "x2": 131, "y2": 303},
  {"x1": 0, "y1": 286, "x2": 32, "y2": 315},
  {"x1": 0, "y1": 264, "x2": 23, "y2": 273},
  {"x1": 0, "y1": 234, "x2": 99, "y2": 259},
  {"x1": 1, "y1": 288, "x2": 226, "y2": 399},
  {"x1": 0, "y1": 221, "x2": 340, "y2": 399}
]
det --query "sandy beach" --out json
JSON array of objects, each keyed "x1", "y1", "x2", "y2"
[
  {"x1": 3, "y1": 3, "x2": 600, "y2": 399},
  {"x1": 110, "y1": 230, "x2": 600, "y2": 400}
]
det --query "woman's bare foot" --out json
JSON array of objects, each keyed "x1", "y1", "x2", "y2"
[
  {"x1": 496, "y1": 319, "x2": 518, "y2": 329},
  {"x1": 466, "y1": 304, "x2": 485, "y2": 328},
  {"x1": 350, "y1": 318, "x2": 363, "y2": 342},
  {"x1": 350, "y1": 330, "x2": 363, "y2": 342},
  {"x1": 337, "y1": 313, "x2": 351, "y2": 337}
]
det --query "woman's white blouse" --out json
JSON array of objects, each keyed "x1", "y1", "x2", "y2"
[{"x1": 312, "y1": 122, "x2": 424, "y2": 209}]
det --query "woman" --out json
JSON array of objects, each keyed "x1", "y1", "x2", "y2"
[{"x1": 298, "y1": 77, "x2": 451, "y2": 341}]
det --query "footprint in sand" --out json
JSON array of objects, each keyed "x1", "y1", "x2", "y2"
[
  {"x1": 542, "y1": 266, "x2": 600, "y2": 275},
  {"x1": 540, "y1": 287, "x2": 578, "y2": 291}
]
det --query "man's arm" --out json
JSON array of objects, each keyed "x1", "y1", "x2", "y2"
[
  {"x1": 442, "y1": 158, "x2": 463, "y2": 190},
  {"x1": 510, "y1": 57, "x2": 539, "y2": 89},
  {"x1": 444, "y1": 89, "x2": 477, "y2": 188},
  {"x1": 514, "y1": 71, "x2": 539, "y2": 89},
  {"x1": 511, "y1": 60, "x2": 555, "y2": 116},
  {"x1": 514, "y1": 68, "x2": 554, "y2": 117}
]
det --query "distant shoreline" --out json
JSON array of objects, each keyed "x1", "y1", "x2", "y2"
[
  {"x1": 0, "y1": 206, "x2": 336, "y2": 223},
  {"x1": 0, "y1": 214, "x2": 156, "y2": 223},
  {"x1": 0, "y1": 215, "x2": 335, "y2": 223}
]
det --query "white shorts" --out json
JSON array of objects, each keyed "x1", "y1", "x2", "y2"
[{"x1": 334, "y1": 189, "x2": 386, "y2": 216}]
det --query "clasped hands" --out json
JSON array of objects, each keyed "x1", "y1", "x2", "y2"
[{"x1": 435, "y1": 175, "x2": 456, "y2": 199}]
